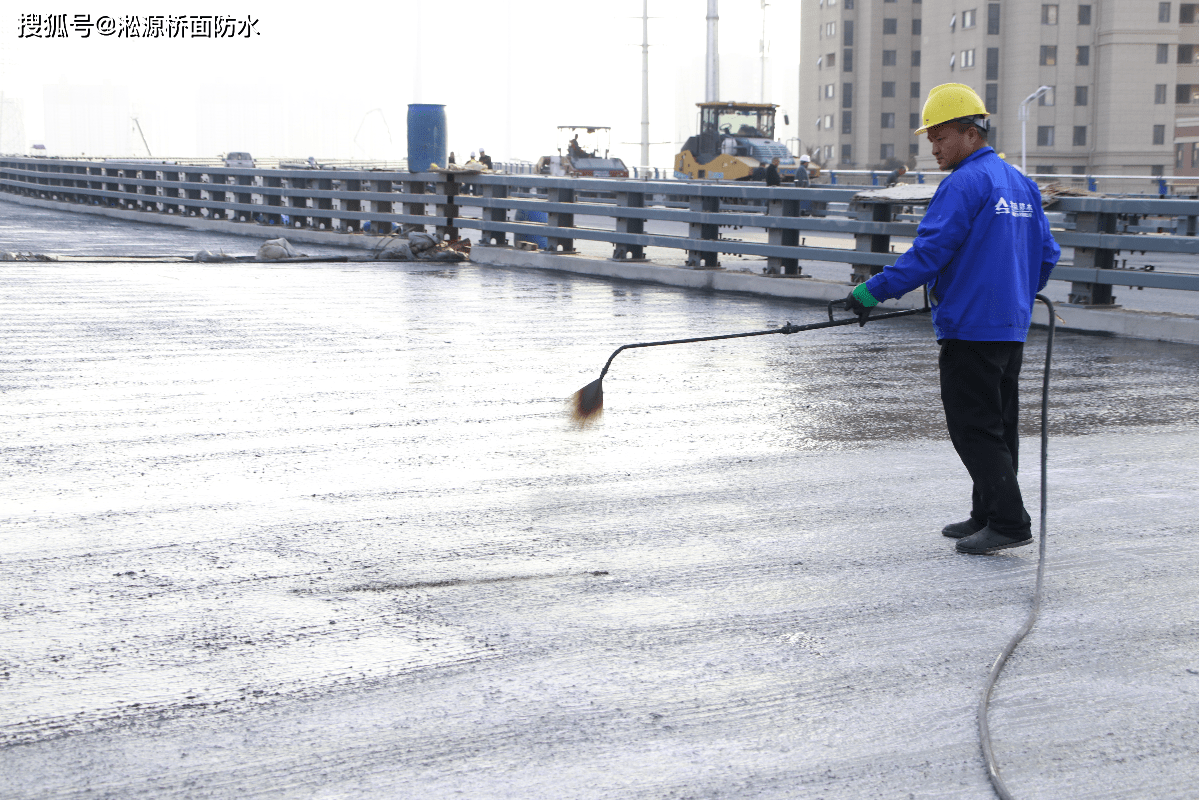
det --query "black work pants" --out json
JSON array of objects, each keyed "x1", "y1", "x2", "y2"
[{"x1": 938, "y1": 339, "x2": 1031, "y2": 537}]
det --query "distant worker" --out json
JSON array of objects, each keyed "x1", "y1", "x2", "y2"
[
  {"x1": 840, "y1": 82, "x2": 1061, "y2": 555},
  {"x1": 886, "y1": 164, "x2": 908, "y2": 186},
  {"x1": 448, "y1": 151, "x2": 456, "y2": 165},
  {"x1": 801, "y1": 153, "x2": 821, "y2": 182},
  {"x1": 568, "y1": 135, "x2": 587, "y2": 160},
  {"x1": 794, "y1": 154, "x2": 811, "y2": 188},
  {"x1": 765, "y1": 157, "x2": 781, "y2": 186},
  {"x1": 479, "y1": 149, "x2": 493, "y2": 169}
]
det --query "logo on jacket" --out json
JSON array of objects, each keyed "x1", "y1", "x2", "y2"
[{"x1": 994, "y1": 197, "x2": 1034, "y2": 218}]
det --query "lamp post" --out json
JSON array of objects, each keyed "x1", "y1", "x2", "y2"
[{"x1": 1019, "y1": 85, "x2": 1053, "y2": 175}]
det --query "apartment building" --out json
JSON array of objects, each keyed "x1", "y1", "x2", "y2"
[
  {"x1": 800, "y1": 0, "x2": 925, "y2": 170},
  {"x1": 799, "y1": 0, "x2": 1200, "y2": 176}
]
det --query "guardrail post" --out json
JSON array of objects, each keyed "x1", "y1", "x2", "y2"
[
  {"x1": 402, "y1": 176, "x2": 428, "y2": 233},
  {"x1": 370, "y1": 177, "x2": 393, "y2": 234},
  {"x1": 162, "y1": 169, "x2": 181, "y2": 214},
  {"x1": 312, "y1": 175, "x2": 334, "y2": 230},
  {"x1": 1068, "y1": 210, "x2": 1118, "y2": 306},
  {"x1": 685, "y1": 194, "x2": 720, "y2": 268},
  {"x1": 612, "y1": 188, "x2": 646, "y2": 261},
  {"x1": 481, "y1": 179, "x2": 509, "y2": 246},
  {"x1": 547, "y1": 185, "x2": 576, "y2": 253},
  {"x1": 234, "y1": 173, "x2": 254, "y2": 222},
  {"x1": 434, "y1": 175, "x2": 459, "y2": 241},
  {"x1": 262, "y1": 174, "x2": 285, "y2": 226},
  {"x1": 849, "y1": 198, "x2": 893, "y2": 284},
  {"x1": 765, "y1": 193, "x2": 802, "y2": 276}
]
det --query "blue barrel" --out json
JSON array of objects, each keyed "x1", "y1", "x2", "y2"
[
  {"x1": 407, "y1": 104, "x2": 447, "y2": 173},
  {"x1": 515, "y1": 209, "x2": 548, "y2": 250}
]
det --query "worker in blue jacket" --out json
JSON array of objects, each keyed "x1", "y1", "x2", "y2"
[{"x1": 843, "y1": 83, "x2": 1061, "y2": 555}]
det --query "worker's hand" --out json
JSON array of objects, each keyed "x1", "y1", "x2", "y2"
[{"x1": 843, "y1": 283, "x2": 879, "y2": 326}]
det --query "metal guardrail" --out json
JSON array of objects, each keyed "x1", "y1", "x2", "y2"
[{"x1": 1, "y1": 157, "x2": 1196, "y2": 302}]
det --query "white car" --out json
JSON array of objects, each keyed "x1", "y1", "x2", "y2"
[{"x1": 223, "y1": 151, "x2": 254, "y2": 168}]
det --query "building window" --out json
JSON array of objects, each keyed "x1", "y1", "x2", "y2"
[
  {"x1": 1078, "y1": 4, "x2": 1092, "y2": 24},
  {"x1": 1179, "y1": 44, "x2": 1198, "y2": 63},
  {"x1": 825, "y1": 84, "x2": 836, "y2": 99},
  {"x1": 910, "y1": 143, "x2": 920, "y2": 156},
  {"x1": 1075, "y1": 85, "x2": 1088, "y2": 105},
  {"x1": 1157, "y1": 43, "x2": 1170, "y2": 63},
  {"x1": 1073, "y1": 126, "x2": 1087, "y2": 146},
  {"x1": 1040, "y1": 45, "x2": 1057, "y2": 65},
  {"x1": 1037, "y1": 126, "x2": 1055, "y2": 146},
  {"x1": 882, "y1": 81, "x2": 896, "y2": 97},
  {"x1": 844, "y1": 20, "x2": 854, "y2": 46},
  {"x1": 842, "y1": 111, "x2": 853, "y2": 133},
  {"x1": 912, "y1": 49, "x2": 922, "y2": 66},
  {"x1": 1182, "y1": 3, "x2": 1198, "y2": 23},
  {"x1": 825, "y1": 145, "x2": 835, "y2": 161},
  {"x1": 912, "y1": 18, "x2": 922, "y2": 34},
  {"x1": 881, "y1": 143, "x2": 896, "y2": 160},
  {"x1": 883, "y1": 18, "x2": 898, "y2": 34},
  {"x1": 1155, "y1": 84, "x2": 1169, "y2": 103},
  {"x1": 843, "y1": 83, "x2": 854, "y2": 108},
  {"x1": 826, "y1": 21, "x2": 837, "y2": 37},
  {"x1": 961, "y1": 48, "x2": 976, "y2": 68},
  {"x1": 844, "y1": 49, "x2": 854, "y2": 71},
  {"x1": 1042, "y1": 4, "x2": 1058, "y2": 24},
  {"x1": 911, "y1": 81, "x2": 921, "y2": 97},
  {"x1": 1177, "y1": 143, "x2": 1187, "y2": 169},
  {"x1": 1178, "y1": 84, "x2": 1200, "y2": 103},
  {"x1": 842, "y1": 144, "x2": 853, "y2": 165},
  {"x1": 910, "y1": 112, "x2": 921, "y2": 129},
  {"x1": 1038, "y1": 86, "x2": 1055, "y2": 106},
  {"x1": 827, "y1": 52, "x2": 837, "y2": 67},
  {"x1": 988, "y1": 3, "x2": 1001, "y2": 33},
  {"x1": 824, "y1": 115, "x2": 834, "y2": 130},
  {"x1": 1150, "y1": 165, "x2": 1164, "y2": 176},
  {"x1": 986, "y1": 47, "x2": 999, "y2": 79},
  {"x1": 963, "y1": 9, "x2": 977, "y2": 27},
  {"x1": 1159, "y1": 2, "x2": 1171, "y2": 22},
  {"x1": 845, "y1": 0, "x2": 854, "y2": 8},
  {"x1": 1153, "y1": 124, "x2": 1166, "y2": 145},
  {"x1": 984, "y1": 83, "x2": 997, "y2": 112},
  {"x1": 882, "y1": 112, "x2": 896, "y2": 128},
  {"x1": 883, "y1": 50, "x2": 897, "y2": 66},
  {"x1": 1036, "y1": 165, "x2": 1057, "y2": 174},
  {"x1": 1077, "y1": 45, "x2": 1090, "y2": 65}
]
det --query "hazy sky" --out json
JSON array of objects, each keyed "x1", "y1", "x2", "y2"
[{"x1": 1, "y1": 1, "x2": 802, "y2": 168}]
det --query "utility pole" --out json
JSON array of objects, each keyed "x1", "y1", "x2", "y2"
[
  {"x1": 705, "y1": 0, "x2": 719, "y2": 102},
  {"x1": 759, "y1": 1, "x2": 769, "y2": 103},
  {"x1": 641, "y1": 0, "x2": 650, "y2": 173}
]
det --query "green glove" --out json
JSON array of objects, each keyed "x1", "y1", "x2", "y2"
[{"x1": 843, "y1": 283, "x2": 879, "y2": 326}]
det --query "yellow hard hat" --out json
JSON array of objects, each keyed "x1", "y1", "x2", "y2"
[{"x1": 914, "y1": 83, "x2": 989, "y2": 134}]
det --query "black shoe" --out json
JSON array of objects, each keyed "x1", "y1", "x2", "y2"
[
  {"x1": 956, "y1": 526, "x2": 1033, "y2": 555},
  {"x1": 941, "y1": 518, "x2": 987, "y2": 539}
]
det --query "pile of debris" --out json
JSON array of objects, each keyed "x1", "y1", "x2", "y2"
[
  {"x1": 1039, "y1": 182, "x2": 1092, "y2": 208},
  {"x1": 374, "y1": 232, "x2": 470, "y2": 262},
  {"x1": 1, "y1": 252, "x2": 54, "y2": 261}
]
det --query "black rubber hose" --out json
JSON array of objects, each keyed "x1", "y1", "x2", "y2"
[{"x1": 978, "y1": 294, "x2": 1056, "y2": 800}]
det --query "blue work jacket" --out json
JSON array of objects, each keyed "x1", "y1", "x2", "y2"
[{"x1": 863, "y1": 147, "x2": 1061, "y2": 342}]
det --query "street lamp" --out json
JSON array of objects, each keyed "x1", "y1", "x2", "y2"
[{"x1": 1019, "y1": 86, "x2": 1053, "y2": 175}]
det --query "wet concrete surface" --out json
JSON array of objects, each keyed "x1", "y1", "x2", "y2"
[{"x1": 1, "y1": 203, "x2": 1197, "y2": 798}]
